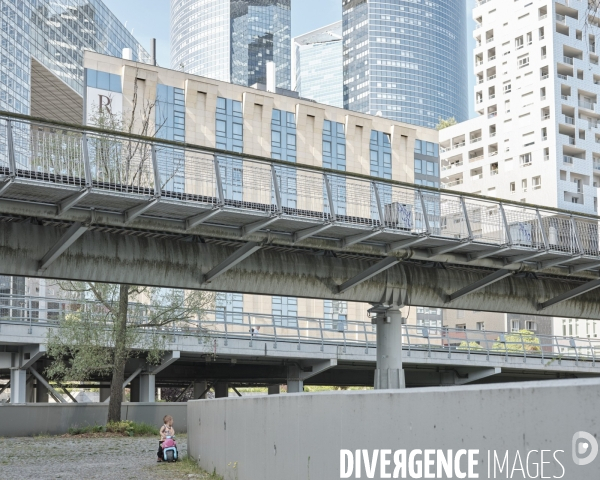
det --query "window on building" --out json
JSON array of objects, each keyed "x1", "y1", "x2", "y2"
[
  {"x1": 510, "y1": 182, "x2": 516, "y2": 193},
  {"x1": 518, "y1": 56, "x2": 530, "y2": 68},
  {"x1": 515, "y1": 36, "x2": 524, "y2": 49},
  {"x1": 216, "y1": 293, "x2": 243, "y2": 324},
  {"x1": 457, "y1": 310, "x2": 465, "y2": 319},
  {"x1": 520, "y1": 153, "x2": 532, "y2": 166},
  {"x1": 521, "y1": 179, "x2": 528, "y2": 192},
  {"x1": 503, "y1": 82, "x2": 511, "y2": 93},
  {"x1": 526, "y1": 321, "x2": 537, "y2": 331},
  {"x1": 216, "y1": 97, "x2": 244, "y2": 201},
  {"x1": 476, "y1": 322, "x2": 485, "y2": 331},
  {"x1": 272, "y1": 296, "x2": 298, "y2": 328},
  {"x1": 511, "y1": 320, "x2": 520, "y2": 332},
  {"x1": 324, "y1": 300, "x2": 348, "y2": 331},
  {"x1": 456, "y1": 324, "x2": 466, "y2": 330},
  {"x1": 526, "y1": 32, "x2": 532, "y2": 45},
  {"x1": 532, "y1": 176, "x2": 541, "y2": 189},
  {"x1": 323, "y1": 120, "x2": 346, "y2": 215}
]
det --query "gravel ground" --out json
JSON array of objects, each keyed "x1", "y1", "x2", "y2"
[{"x1": 0, "y1": 434, "x2": 206, "y2": 480}]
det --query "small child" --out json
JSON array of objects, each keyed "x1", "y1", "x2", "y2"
[{"x1": 157, "y1": 414, "x2": 175, "y2": 462}]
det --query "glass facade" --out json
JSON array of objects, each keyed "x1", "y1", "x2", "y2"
[
  {"x1": 342, "y1": 0, "x2": 468, "y2": 129},
  {"x1": 324, "y1": 300, "x2": 348, "y2": 331},
  {"x1": 216, "y1": 97, "x2": 244, "y2": 201},
  {"x1": 271, "y1": 109, "x2": 297, "y2": 208},
  {"x1": 272, "y1": 296, "x2": 297, "y2": 327},
  {"x1": 171, "y1": 0, "x2": 292, "y2": 89},
  {"x1": 0, "y1": 0, "x2": 150, "y2": 114},
  {"x1": 216, "y1": 292, "x2": 244, "y2": 323},
  {"x1": 414, "y1": 139, "x2": 440, "y2": 188},
  {"x1": 293, "y1": 21, "x2": 343, "y2": 107}
]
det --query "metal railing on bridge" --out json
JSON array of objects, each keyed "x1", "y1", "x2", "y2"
[
  {"x1": 1, "y1": 294, "x2": 598, "y2": 366},
  {"x1": 1, "y1": 112, "x2": 600, "y2": 276}
]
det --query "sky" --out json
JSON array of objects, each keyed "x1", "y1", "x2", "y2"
[{"x1": 101, "y1": 0, "x2": 475, "y2": 116}]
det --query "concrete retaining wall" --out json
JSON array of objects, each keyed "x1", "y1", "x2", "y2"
[
  {"x1": 188, "y1": 379, "x2": 600, "y2": 480},
  {"x1": 0, "y1": 403, "x2": 187, "y2": 437}
]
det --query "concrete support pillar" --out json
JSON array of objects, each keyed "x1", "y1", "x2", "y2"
[
  {"x1": 214, "y1": 382, "x2": 229, "y2": 398},
  {"x1": 139, "y1": 374, "x2": 155, "y2": 403},
  {"x1": 10, "y1": 369, "x2": 27, "y2": 404},
  {"x1": 287, "y1": 365, "x2": 303, "y2": 393},
  {"x1": 374, "y1": 306, "x2": 405, "y2": 390},
  {"x1": 130, "y1": 377, "x2": 140, "y2": 402},
  {"x1": 99, "y1": 387, "x2": 110, "y2": 402},
  {"x1": 268, "y1": 384, "x2": 280, "y2": 395},
  {"x1": 193, "y1": 380, "x2": 208, "y2": 399},
  {"x1": 35, "y1": 379, "x2": 49, "y2": 403}
]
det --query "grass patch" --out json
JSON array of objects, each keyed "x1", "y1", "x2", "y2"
[
  {"x1": 67, "y1": 421, "x2": 159, "y2": 437},
  {"x1": 166, "y1": 455, "x2": 223, "y2": 479}
]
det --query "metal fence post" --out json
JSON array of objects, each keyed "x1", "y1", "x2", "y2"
[
  {"x1": 363, "y1": 322, "x2": 369, "y2": 354},
  {"x1": 297, "y1": 317, "x2": 301, "y2": 351},
  {"x1": 6, "y1": 119, "x2": 16, "y2": 176},
  {"x1": 418, "y1": 189, "x2": 431, "y2": 235},
  {"x1": 319, "y1": 318, "x2": 324, "y2": 352},
  {"x1": 248, "y1": 313, "x2": 253, "y2": 348},
  {"x1": 213, "y1": 156, "x2": 225, "y2": 205},
  {"x1": 272, "y1": 313, "x2": 278, "y2": 349},
  {"x1": 520, "y1": 332, "x2": 527, "y2": 363},
  {"x1": 405, "y1": 324, "x2": 412, "y2": 357},
  {"x1": 82, "y1": 133, "x2": 92, "y2": 187},
  {"x1": 271, "y1": 165, "x2": 283, "y2": 215},
  {"x1": 151, "y1": 144, "x2": 162, "y2": 197},
  {"x1": 223, "y1": 313, "x2": 228, "y2": 346},
  {"x1": 554, "y1": 336, "x2": 562, "y2": 365}
]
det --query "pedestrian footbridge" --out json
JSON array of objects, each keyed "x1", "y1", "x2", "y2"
[{"x1": 1, "y1": 113, "x2": 600, "y2": 318}]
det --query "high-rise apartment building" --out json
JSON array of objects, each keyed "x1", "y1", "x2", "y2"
[
  {"x1": 293, "y1": 21, "x2": 343, "y2": 107},
  {"x1": 170, "y1": 0, "x2": 292, "y2": 89},
  {"x1": 342, "y1": 0, "x2": 469, "y2": 129},
  {"x1": 440, "y1": 0, "x2": 599, "y2": 216},
  {"x1": 0, "y1": 0, "x2": 150, "y2": 122},
  {"x1": 439, "y1": 0, "x2": 600, "y2": 337}
]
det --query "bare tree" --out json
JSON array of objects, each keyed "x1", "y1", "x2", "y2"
[{"x1": 45, "y1": 71, "x2": 206, "y2": 423}]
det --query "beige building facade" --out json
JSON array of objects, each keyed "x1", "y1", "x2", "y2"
[{"x1": 83, "y1": 51, "x2": 439, "y2": 327}]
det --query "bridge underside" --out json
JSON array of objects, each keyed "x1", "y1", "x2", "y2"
[{"x1": 1, "y1": 219, "x2": 600, "y2": 319}]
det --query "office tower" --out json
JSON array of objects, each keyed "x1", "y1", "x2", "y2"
[
  {"x1": 0, "y1": 0, "x2": 149, "y2": 301},
  {"x1": 293, "y1": 21, "x2": 343, "y2": 107},
  {"x1": 440, "y1": 0, "x2": 600, "y2": 335},
  {"x1": 342, "y1": 0, "x2": 469, "y2": 129},
  {"x1": 170, "y1": 0, "x2": 292, "y2": 89},
  {"x1": 0, "y1": 0, "x2": 150, "y2": 122}
]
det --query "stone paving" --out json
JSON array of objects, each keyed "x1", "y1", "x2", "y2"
[{"x1": 0, "y1": 434, "x2": 208, "y2": 480}]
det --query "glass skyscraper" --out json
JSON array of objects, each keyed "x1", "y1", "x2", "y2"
[
  {"x1": 170, "y1": 0, "x2": 292, "y2": 89},
  {"x1": 342, "y1": 0, "x2": 468, "y2": 129},
  {"x1": 293, "y1": 21, "x2": 343, "y2": 107},
  {"x1": 0, "y1": 0, "x2": 150, "y2": 116}
]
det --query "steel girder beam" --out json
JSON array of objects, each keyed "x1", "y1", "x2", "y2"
[
  {"x1": 337, "y1": 256, "x2": 401, "y2": 294},
  {"x1": 386, "y1": 236, "x2": 428, "y2": 253},
  {"x1": 28, "y1": 366, "x2": 67, "y2": 403},
  {"x1": 203, "y1": 242, "x2": 262, "y2": 284},
  {"x1": 58, "y1": 189, "x2": 91, "y2": 216},
  {"x1": 536, "y1": 255, "x2": 582, "y2": 272},
  {"x1": 124, "y1": 198, "x2": 160, "y2": 224},
  {"x1": 38, "y1": 222, "x2": 89, "y2": 272},
  {"x1": 467, "y1": 247, "x2": 511, "y2": 262},
  {"x1": 342, "y1": 229, "x2": 382, "y2": 248},
  {"x1": 429, "y1": 240, "x2": 472, "y2": 258},
  {"x1": 453, "y1": 367, "x2": 501, "y2": 386},
  {"x1": 185, "y1": 207, "x2": 223, "y2": 230},
  {"x1": 150, "y1": 351, "x2": 181, "y2": 375},
  {"x1": 293, "y1": 223, "x2": 334, "y2": 244},
  {"x1": 538, "y1": 278, "x2": 600, "y2": 311},
  {"x1": 242, "y1": 216, "x2": 280, "y2": 237},
  {"x1": 447, "y1": 269, "x2": 514, "y2": 302},
  {"x1": 570, "y1": 261, "x2": 600, "y2": 274}
]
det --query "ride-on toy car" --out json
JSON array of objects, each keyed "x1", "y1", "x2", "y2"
[{"x1": 162, "y1": 435, "x2": 178, "y2": 462}]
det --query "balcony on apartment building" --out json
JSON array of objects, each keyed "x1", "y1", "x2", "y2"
[{"x1": 468, "y1": 147, "x2": 485, "y2": 163}]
